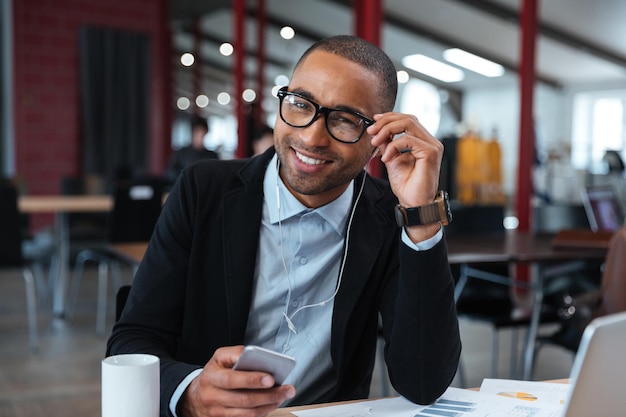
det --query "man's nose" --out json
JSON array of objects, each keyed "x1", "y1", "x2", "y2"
[{"x1": 298, "y1": 115, "x2": 332, "y2": 147}]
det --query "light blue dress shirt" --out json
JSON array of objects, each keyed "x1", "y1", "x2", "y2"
[{"x1": 244, "y1": 155, "x2": 354, "y2": 404}]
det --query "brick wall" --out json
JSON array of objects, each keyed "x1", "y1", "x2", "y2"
[{"x1": 12, "y1": 0, "x2": 171, "y2": 229}]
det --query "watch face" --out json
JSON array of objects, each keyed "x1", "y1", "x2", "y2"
[
  {"x1": 394, "y1": 205, "x2": 407, "y2": 227},
  {"x1": 437, "y1": 191, "x2": 452, "y2": 226}
]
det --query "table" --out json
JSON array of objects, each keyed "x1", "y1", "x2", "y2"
[
  {"x1": 107, "y1": 242, "x2": 148, "y2": 265},
  {"x1": 18, "y1": 195, "x2": 113, "y2": 316},
  {"x1": 446, "y1": 231, "x2": 608, "y2": 380}
]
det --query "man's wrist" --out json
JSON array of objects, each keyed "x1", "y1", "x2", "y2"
[
  {"x1": 402, "y1": 223, "x2": 442, "y2": 250},
  {"x1": 170, "y1": 369, "x2": 202, "y2": 417}
]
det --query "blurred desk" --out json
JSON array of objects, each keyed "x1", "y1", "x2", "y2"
[
  {"x1": 18, "y1": 195, "x2": 113, "y2": 316},
  {"x1": 108, "y1": 242, "x2": 148, "y2": 265},
  {"x1": 18, "y1": 195, "x2": 113, "y2": 213},
  {"x1": 446, "y1": 231, "x2": 608, "y2": 380}
]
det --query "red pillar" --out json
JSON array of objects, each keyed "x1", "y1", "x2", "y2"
[
  {"x1": 515, "y1": 0, "x2": 538, "y2": 288},
  {"x1": 152, "y1": 0, "x2": 172, "y2": 174},
  {"x1": 255, "y1": 0, "x2": 266, "y2": 130},
  {"x1": 516, "y1": 0, "x2": 538, "y2": 233},
  {"x1": 354, "y1": 0, "x2": 384, "y2": 178},
  {"x1": 234, "y1": 0, "x2": 248, "y2": 158},
  {"x1": 193, "y1": 17, "x2": 202, "y2": 116}
]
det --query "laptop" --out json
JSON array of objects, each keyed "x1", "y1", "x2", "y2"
[
  {"x1": 561, "y1": 311, "x2": 626, "y2": 417},
  {"x1": 580, "y1": 185, "x2": 625, "y2": 232}
]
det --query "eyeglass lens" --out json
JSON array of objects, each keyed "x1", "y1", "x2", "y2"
[{"x1": 280, "y1": 92, "x2": 368, "y2": 143}]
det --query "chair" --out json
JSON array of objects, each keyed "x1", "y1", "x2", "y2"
[
  {"x1": 0, "y1": 183, "x2": 53, "y2": 351},
  {"x1": 67, "y1": 178, "x2": 163, "y2": 335},
  {"x1": 60, "y1": 175, "x2": 109, "y2": 253},
  {"x1": 449, "y1": 205, "x2": 563, "y2": 381},
  {"x1": 532, "y1": 204, "x2": 602, "y2": 303},
  {"x1": 533, "y1": 225, "x2": 626, "y2": 372}
]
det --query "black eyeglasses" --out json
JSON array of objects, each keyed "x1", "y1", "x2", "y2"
[{"x1": 277, "y1": 87, "x2": 374, "y2": 144}]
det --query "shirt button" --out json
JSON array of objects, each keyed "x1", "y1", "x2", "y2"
[
  {"x1": 299, "y1": 257, "x2": 307, "y2": 265},
  {"x1": 292, "y1": 301, "x2": 299, "y2": 307}
]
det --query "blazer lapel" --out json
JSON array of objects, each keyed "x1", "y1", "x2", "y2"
[
  {"x1": 332, "y1": 175, "x2": 396, "y2": 340},
  {"x1": 221, "y1": 153, "x2": 272, "y2": 341}
]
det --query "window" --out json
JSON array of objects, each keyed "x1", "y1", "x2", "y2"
[{"x1": 572, "y1": 90, "x2": 626, "y2": 173}]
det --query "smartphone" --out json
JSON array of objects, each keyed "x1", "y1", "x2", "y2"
[{"x1": 233, "y1": 345, "x2": 296, "y2": 385}]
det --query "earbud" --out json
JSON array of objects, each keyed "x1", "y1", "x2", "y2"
[{"x1": 365, "y1": 148, "x2": 380, "y2": 172}]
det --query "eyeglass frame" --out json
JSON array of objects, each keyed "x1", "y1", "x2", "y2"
[{"x1": 276, "y1": 87, "x2": 375, "y2": 144}]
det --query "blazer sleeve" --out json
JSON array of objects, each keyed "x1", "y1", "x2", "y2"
[
  {"x1": 106, "y1": 171, "x2": 204, "y2": 417},
  {"x1": 381, "y1": 237, "x2": 461, "y2": 405}
]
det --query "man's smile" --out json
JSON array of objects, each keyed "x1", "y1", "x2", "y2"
[{"x1": 294, "y1": 149, "x2": 331, "y2": 166}]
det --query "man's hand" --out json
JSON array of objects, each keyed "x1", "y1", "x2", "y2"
[
  {"x1": 178, "y1": 346, "x2": 296, "y2": 417},
  {"x1": 368, "y1": 112, "x2": 444, "y2": 242}
]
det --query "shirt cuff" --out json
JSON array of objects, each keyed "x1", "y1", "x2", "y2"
[
  {"x1": 170, "y1": 368, "x2": 203, "y2": 417},
  {"x1": 401, "y1": 224, "x2": 443, "y2": 251}
]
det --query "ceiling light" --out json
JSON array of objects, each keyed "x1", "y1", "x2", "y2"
[
  {"x1": 275, "y1": 74, "x2": 289, "y2": 87},
  {"x1": 396, "y1": 70, "x2": 409, "y2": 84},
  {"x1": 180, "y1": 53, "x2": 194, "y2": 67},
  {"x1": 196, "y1": 95, "x2": 209, "y2": 108},
  {"x1": 176, "y1": 97, "x2": 190, "y2": 110},
  {"x1": 242, "y1": 89, "x2": 256, "y2": 103},
  {"x1": 443, "y1": 48, "x2": 504, "y2": 77},
  {"x1": 219, "y1": 43, "x2": 234, "y2": 56},
  {"x1": 217, "y1": 92, "x2": 230, "y2": 105},
  {"x1": 280, "y1": 26, "x2": 295, "y2": 40},
  {"x1": 402, "y1": 54, "x2": 464, "y2": 83}
]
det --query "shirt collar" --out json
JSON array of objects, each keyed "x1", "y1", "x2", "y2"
[{"x1": 264, "y1": 154, "x2": 354, "y2": 236}]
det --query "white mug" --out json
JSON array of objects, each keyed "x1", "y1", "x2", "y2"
[{"x1": 102, "y1": 353, "x2": 159, "y2": 417}]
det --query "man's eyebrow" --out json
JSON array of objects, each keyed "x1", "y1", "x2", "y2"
[{"x1": 290, "y1": 88, "x2": 313, "y2": 99}]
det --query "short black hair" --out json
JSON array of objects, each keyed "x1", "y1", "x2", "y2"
[
  {"x1": 191, "y1": 116, "x2": 209, "y2": 132},
  {"x1": 252, "y1": 124, "x2": 273, "y2": 142},
  {"x1": 294, "y1": 35, "x2": 397, "y2": 112}
]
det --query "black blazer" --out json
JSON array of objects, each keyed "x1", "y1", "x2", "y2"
[{"x1": 107, "y1": 149, "x2": 460, "y2": 417}]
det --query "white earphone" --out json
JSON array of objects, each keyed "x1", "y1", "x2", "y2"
[{"x1": 275, "y1": 158, "x2": 366, "y2": 337}]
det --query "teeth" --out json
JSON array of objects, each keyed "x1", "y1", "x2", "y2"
[{"x1": 295, "y1": 150, "x2": 325, "y2": 165}]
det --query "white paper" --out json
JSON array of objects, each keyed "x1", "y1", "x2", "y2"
[
  {"x1": 293, "y1": 386, "x2": 563, "y2": 417},
  {"x1": 480, "y1": 378, "x2": 571, "y2": 405}
]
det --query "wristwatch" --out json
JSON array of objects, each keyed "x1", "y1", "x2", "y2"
[{"x1": 394, "y1": 190, "x2": 452, "y2": 227}]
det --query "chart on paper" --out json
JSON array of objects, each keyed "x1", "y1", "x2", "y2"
[{"x1": 412, "y1": 398, "x2": 546, "y2": 417}]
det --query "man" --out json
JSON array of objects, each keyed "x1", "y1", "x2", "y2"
[
  {"x1": 107, "y1": 35, "x2": 460, "y2": 417},
  {"x1": 165, "y1": 116, "x2": 219, "y2": 183}
]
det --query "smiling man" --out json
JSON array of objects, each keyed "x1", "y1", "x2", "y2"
[{"x1": 107, "y1": 35, "x2": 460, "y2": 417}]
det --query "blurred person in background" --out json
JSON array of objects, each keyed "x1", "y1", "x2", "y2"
[{"x1": 166, "y1": 116, "x2": 219, "y2": 183}]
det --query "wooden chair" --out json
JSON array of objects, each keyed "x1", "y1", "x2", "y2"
[{"x1": 67, "y1": 178, "x2": 163, "y2": 335}]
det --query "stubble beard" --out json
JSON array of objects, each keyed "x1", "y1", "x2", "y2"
[{"x1": 275, "y1": 136, "x2": 369, "y2": 198}]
